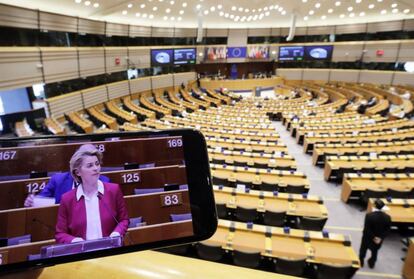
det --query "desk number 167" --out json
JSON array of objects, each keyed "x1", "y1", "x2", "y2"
[{"x1": 0, "y1": 150, "x2": 16, "y2": 160}]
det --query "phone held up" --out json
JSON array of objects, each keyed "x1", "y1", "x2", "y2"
[{"x1": 0, "y1": 129, "x2": 217, "y2": 273}]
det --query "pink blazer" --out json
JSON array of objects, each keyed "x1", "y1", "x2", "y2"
[{"x1": 55, "y1": 182, "x2": 129, "y2": 244}]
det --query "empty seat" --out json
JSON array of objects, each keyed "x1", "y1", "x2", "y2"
[
  {"x1": 260, "y1": 183, "x2": 278, "y2": 192},
  {"x1": 275, "y1": 257, "x2": 307, "y2": 277},
  {"x1": 316, "y1": 263, "x2": 355, "y2": 279},
  {"x1": 361, "y1": 188, "x2": 387, "y2": 204},
  {"x1": 387, "y1": 188, "x2": 411, "y2": 199},
  {"x1": 216, "y1": 203, "x2": 228, "y2": 219},
  {"x1": 263, "y1": 210, "x2": 286, "y2": 227},
  {"x1": 298, "y1": 216, "x2": 327, "y2": 231},
  {"x1": 232, "y1": 249, "x2": 261, "y2": 268},
  {"x1": 286, "y1": 185, "x2": 306, "y2": 194},
  {"x1": 235, "y1": 206, "x2": 257, "y2": 222},
  {"x1": 196, "y1": 242, "x2": 224, "y2": 261}
]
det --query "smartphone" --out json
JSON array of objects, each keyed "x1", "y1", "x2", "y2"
[{"x1": 0, "y1": 129, "x2": 217, "y2": 273}]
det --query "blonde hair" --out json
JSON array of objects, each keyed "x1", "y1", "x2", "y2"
[{"x1": 69, "y1": 144, "x2": 103, "y2": 184}]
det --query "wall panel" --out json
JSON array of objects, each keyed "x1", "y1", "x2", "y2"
[
  {"x1": 276, "y1": 69, "x2": 302, "y2": 80},
  {"x1": 41, "y1": 47, "x2": 79, "y2": 83},
  {"x1": 151, "y1": 74, "x2": 173, "y2": 89},
  {"x1": 206, "y1": 29, "x2": 228, "y2": 37},
  {"x1": 152, "y1": 27, "x2": 174, "y2": 37},
  {"x1": 329, "y1": 69, "x2": 359, "y2": 82},
  {"x1": 303, "y1": 69, "x2": 329, "y2": 81},
  {"x1": 82, "y1": 85, "x2": 108, "y2": 108},
  {"x1": 307, "y1": 26, "x2": 335, "y2": 35},
  {"x1": 129, "y1": 25, "x2": 151, "y2": 37},
  {"x1": 39, "y1": 12, "x2": 77, "y2": 33},
  {"x1": 47, "y1": 91, "x2": 83, "y2": 118},
  {"x1": 78, "y1": 18, "x2": 105, "y2": 35},
  {"x1": 105, "y1": 47, "x2": 128, "y2": 73},
  {"x1": 393, "y1": 72, "x2": 414, "y2": 86},
  {"x1": 367, "y1": 21, "x2": 403, "y2": 33},
  {"x1": 0, "y1": 4, "x2": 38, "y2": 29},
  {"x1": 174, "y1": 28, "x2": 197, "y2": 37},
  {"x1": 332, "y1": 43, "x2": 364, "y2": 62},
  {"x1": 248, "y1": 28, "x2": 271, "y2": 37},
  {"x1": 336, "y1": 23, "x2": 367, "y2": 34},
  {"x1": 107, "y1": 80, "x2": 130, "y2": 100},
  {"x1": 129, "y1": 77, "x2": 151, "y2": 94},
  {"x1": 78, "y1": 47, "x2": 105, "y2": 77},
  {"x1": 128, "y1": 47, "x2": 150, "y2": 68},
  {"x1": 173, "y1": 72, "x2": 196, "y2": 86},
  {"x1": 398, "y1": 41, "x2": 414, "y2": 62},
  {"x1": 106, "y1": 22, "x2": 129, "y2": 37},
  {"x1": 0, "y1": 47, "x2": 43, "y2": 91},
  {"x1": 228, "y1": 29, "x2": 248, "y2": 46},
  {"x1": 363, "y1": 42, "x2": 399, "y2": 62},
  {"x1": 359, "y1": 70, "x2": 393, "y2": 84}
]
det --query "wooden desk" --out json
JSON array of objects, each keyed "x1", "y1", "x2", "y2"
[
  {"x1": 367, "y1": 198, "x2": 414, "y2": 224},
  {"x1": 207, "y1": 138, "x2": 287, "y2": 154},
  {"x1": 203, "y1": 219, "x2": 360, "y2": 267},
  {"x1": 213, "y1": 186, "x2": 327, "y2": 218},
  {"x1": 403, "y1": 238, "x2": 414, "y2": 279}
]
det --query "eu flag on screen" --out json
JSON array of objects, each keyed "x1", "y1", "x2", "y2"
[{"x1": 227, "y1": 47, "x2": 247, "y2": 58}]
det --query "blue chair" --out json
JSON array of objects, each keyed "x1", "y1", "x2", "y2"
[
  {"x1": 128, "y1": 216, "x2": 144, "y2": 228},
  {"x1": 8, "y1": 234, "x2": 31, "y2": 246},
  {"x1": 170, "y1": 213, "x2": 192, "y2": 222},
  {"x1": 134, "y1": 188, "x2": 164, "y2": 195}
]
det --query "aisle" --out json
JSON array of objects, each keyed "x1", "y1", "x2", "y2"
[{"x1": 273, "y1": 121, "x2": 404, "y2": 279}]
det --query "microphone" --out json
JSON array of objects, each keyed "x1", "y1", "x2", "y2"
[{"x1": 97, "y1": 193, "x2": 133, "y2": 246}]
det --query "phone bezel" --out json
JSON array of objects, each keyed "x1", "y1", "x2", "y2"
[{"x1": 0, "y1": 128, "x2": 217, "y2": 274}]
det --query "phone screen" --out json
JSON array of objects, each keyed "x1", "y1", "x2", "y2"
[{"x1": 0, "y1": 129, "x2": 216, "y2": 272}]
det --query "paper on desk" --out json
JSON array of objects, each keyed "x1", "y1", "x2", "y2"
[{"x1": 33, "y1": 196, "x2": 55, "y2": 207}]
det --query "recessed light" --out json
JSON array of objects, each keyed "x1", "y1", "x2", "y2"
[
  {"x1": 369, "y1": 4, "x2": 375, "y2": 9},
  {"x1": 84, "y1": 1, "x2": 91, "y2": 6},
  {"x1": 165, "y1": 8, "x2": 171, "y2": 13},
  {"x1": 170, "y1": 16, "x2": 175, "y2": 20},
  {"x1": 269, "y1": 6, "x2": 274, "y2": 10},
  {"x1": 264, "y1": 7, "x2": 268, "y2": 11},
  {"x1": 238, "y1": 7, "x2": 243, "y2": 12},
  {"x1": 231, "y1": 6, "x2": 236, "y2": 11},
  {"x1": 259, "y1": 13, "x2": 264, "y2": 19},
  {"x1": 259, "y1": 8, "x2": 262, "y2": 12},
  {"x1": 127, "y1": 3, "x2": 132, "y2": 8},
  {"x1": 321, "y1": 15, "x2": 327, "y2": 19},
  {"x1": 230, "y1": 14, "x2": 234, "y2": 19},
  {"x1": 149, "y1": 14, "x2": 154, "y2": 19},
  {"x1": 210, "y1": 6, "x2": 215, "y2": 11},
  {"x1": 203, "y1": 10, "x2": 209, "y2": 15},
  {"x1": 136, "y1": 12, "x2": 140, "y2": 17},
  {"x1": 75, "y1": 0, "x2": 82, "y2": 3},
  {"x1": 265, "y1": 11, "x2": 270, "y2": 16},
  {"x1": 359, "y1": 11, "x2": 365, "y2": 16},
  {"x1": 179, "y1": 10, "x2": 184, "y2": 14},
  {"x1": 392, "y1": 8, "x2": 398, "y2": 13},
  {"x1": 335, "y1": 1, "x2": 341, "y2": 6},
  {"x1": 170, "y1": 0, "x2": 174, "y2": 5},
  {"x1": 253, "y1": 15, "x2": 258, "y2": 20},
  {"x1": 196, "y1": 4, "x2": 201, "y2": 10},
  {"x1": 217, "y1": 4, "x2": 222, "y2": 9},
  {"x1": 142, "y1": 13, "x2": 147, "y2": 18},
  {"x1": 348, "y1": 6, "x2": 353, "y2": 11},
  {"x1": 219, "y1": 11, "x2": 224, "y2": 16},
  {"x1": 140, "y1": 3, "x2": 145, "y2": 8},
  {"x1": 315, "y1": 3, "x2": 321, "y2": 8},
  {"x1": 281, "y1": 10, "x2": 286, "y2": 15},
  {"x1": 273, "y1": 6, "x2": 277, "y2": 10},
  {"x1": 245, "y1": 8, "x2": 249, "y2": 13},
  {"x1": 163, "y1": 16, "x2": 168, "y2": 20},
  {"x1": 377, "y1": 0, "x2": 383, "y2": 2},
  {"x1": 93, "y1": 2, "x2": 99, "y2": 8},
  {"x1": 122, "y1": 10, "x2": 127, "y2": 14},
  {"x1": 302, "y1": 0, "x2": 308, "y2": 2},
  {"x1": 403, "y1": 9, "x2": 410, "y2": 14},
  {"x1": 234, "y1": 17, "x2": 239, "y2": 22},
  {"x1": 182, "y1": 2, "x2": 187, "y2": 7},
  {"x1": 309, "y1": 10, "x2": 314, "y2": 15},
  {"x1": 153, "y1": 6, "x2": 158, "y2": 11},
  {"x1": 391, "y1": 3, "x2": 397, "y2": 8},
  {"x1": 349, "y1": 12, "x2": 355, "y2": 17},
  {"x1": 178, "y1": 16, "x2": 182, "y2": 21},
  {"x1": 304, "y1": 16, "x2": 309, "y2": 20},
  {"x1": 381, "y1": 9, "x2": 386, "y2": 14},
  {"x1": 356, "y1": 0, "x2": 362, "y2": 3},
  {"x1": 328, "y1": 9, "x2": 333, "y2": 13},
  {"x1": 278, "y1": 7, "x2": 283, "y2": 12},
  {"x1": 340, "y1": 14, "x2": 345, "y2": 18},
  {"x1": 224, "y1": 13, "x2": 229, "y2": 18}
]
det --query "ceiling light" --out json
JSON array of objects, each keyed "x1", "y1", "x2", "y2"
[
  {"x1": 269, "y1": 6, "x2": 274, "y2": 10},
  {"x1": 264, "y1": 7, "x2": 268, "y2": 11},
  {"x1": 84, "y1": 1, "x2": 91, "y2": 6},
  {"x1": 135, "y1": 12, "x2": 140, "y2": 17},
  {"x1": 321, "y1": 15, "x2": 326, "y2": 19},
  {"x1": 163, "y1": 16, "x2": 168, "y2": 20},
  {"x1": 259, "y1": 14, "x2": 264, "y2": 19},
  {"x1": 234, "y1": 17, "x2": 239, "y2": 22},
  {"x1": 153, "y1": 6, "x2": 158, "y2": 11},
  {"x1": 253, "y1": 15, "x2": 258, "y2": 20},
  {"x1": 165, "y1": 8, "x2": 171, "y2": 13},
  {"x1": 265, "y1": 11, "x2": 270, "y2": 16},
  {"x1": 196, "y1": 4, "x2": 201, "y2": 10},
  {"x1": 142, "y1": 13, "x2": 147, "y2": 18},
  {"x1": 182, "y1": 2, "x2": 187, "y2": 7},
  {"x1": 302, "y1": 0, "x2": 308, "y2": 2},
  {"x1": 159, "y1": 0, "x2": 163, "y2": 1},
  {"x1": 356, "y1": 0, "x2": 362, "y2": 3},
  {"x1": 335, "y1": 1, "x2": 341, "y2": 6},
  {"x1": 219, "y1": 11, "x2": 224, "y2": 16},
  {"x1": 217, "y1": 4, "x2": 222, "y2": 9},
  {"x1": 273, "y1": 6, "x2": 277, "y2": 10},
  {"x1": 340, "y1": 14, "x2": 345, "y2": 18},
  {"x1": 210, "y1": 6, "x2": 215, "y2": 11},
  {"x1": 349, "y1": 12, "x2": 355, "y2": 17},
  {"x1": 259, "y1": 8, "x2": 263, "y2": 12},
  {"x1": 377, "y1": 0, "x2": 383, "y2": 2},
  {"x1": 245, "y1": 8, "x2": 249, "y2": 12},
  {"x1": 348, "y1": 6, "x2": 353, "y2": 11},
  {"x1": 140, "y1": 3, "x2": 145, "y2": 8},
  {"x1": 278, "y1": 7, "x2": 283, "y2": 12},
  {"x1": 122, "y1": 10, "x2": 127, "y2": 14},
  {"x1": 149, "y1": 14, "x2": 154, "y2": 19},
  {"x1": 391, "y1": 3, "x2": 397, "y2": 8},
  {"x1": 75, "y1": 0, "x2": 82, "y2": 3},
  {"x1": 203, "y1": 10, "x2": 209, "y2": 15},
  {"x1": 309, "y1": 10, "x2": 314, "y2": 15},
  {"x1": 127, "y1": 3, "x2": 132, "y2": 8},
  {"x1": 381, "y1": 9, "x2": 387, "y2": 14},
  {"x1": 238, "y1": 7, "x2": 243, "y2": 12},
  {"x1": 403, "y1": 9, "x2": 410, "y2": 14},
  {"x1": 369, "y1": 4, "x2": 375, "y2": 9},
  {"x1": 179, "y1": 10, "x2": 184, "y2": 14},
  {"x1": 359, "y1": 11, "x2": 365, "y2": 16},
  {"x1": 170, "y1": 16, "x2": 175, "y2": 20},
  {"x1": 93, "y1": 2, "x2": 99, "y2": 8},
  {"x1": 315, "y1": 3, "x2": 321, "y2": 8},
  {"x1": 170, "y1": 0, "x2": 174, "y2": 5},
  {"x1": 230, "y1": 14, "x2": 234, "y2": 19},
  {"x1": 224, "y1": 13, "x2": 229, "y2": 17},
  {"x1": 328, "y1": 9, "x2": 333, "y2": 13},
  {"x1": 304, "y1": 16, "x2": 309, "y2": 20},
  {"x1": 231, "y1": 6, "x2": 236, "y2": 11},
  {"x1": 178, "y1": 16, "x2": 182, "y2": 21},
  {"x1": 281, "y1": 10, "x2": 286, "y2": 15},
  {"x1": 392, "y1": 8, "x2": 398, "y2": 13}
]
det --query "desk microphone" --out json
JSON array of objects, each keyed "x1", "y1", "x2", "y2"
[{"x1": 97, "y1": 193, "x2": 133, "y2": 246}]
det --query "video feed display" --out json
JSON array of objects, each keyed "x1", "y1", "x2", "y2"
[
  {"x1": 151, "y1": 49, "x2": 174, "y2": 67},
  {"x1": 247, "y1": 46, "x2": 269, "y2": 59},
  {"x1": 304, "y1": 45, "x2": 333, "y2": 61},
  {"x1": 205, "y1": 46, "x2": 226, "y2": 61},
  {"x1": 174, "y1": 48, "x2": 196, "y2": 65},
  {"x1": 0, "y1": 135, "x2": 193, "y2": 265},
  {"x1": 278, "y1": 46, "x2": 305, "y2": 61}
]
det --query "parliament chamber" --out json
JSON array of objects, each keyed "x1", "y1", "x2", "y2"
[{"x1": 1, "y1": 0, "x2": 414, "y2": 278}]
